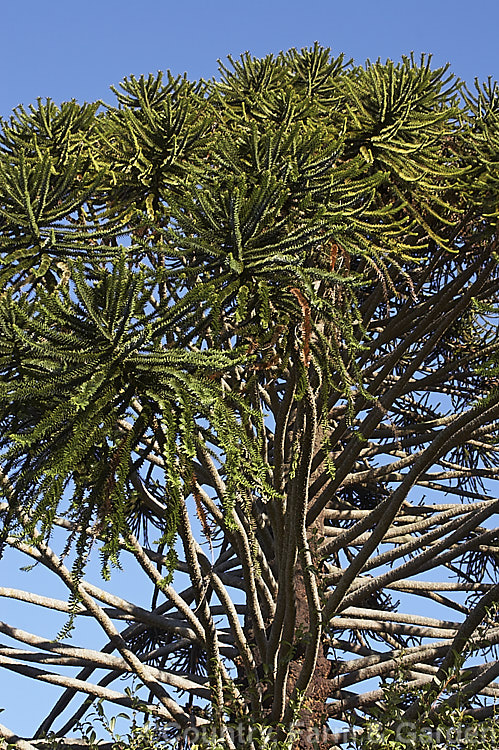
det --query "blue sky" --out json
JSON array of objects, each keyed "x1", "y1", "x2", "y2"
[
  {"x1": 1, "y1": 0, "x2": 498, "y2": 119},
  {"x1": 1, "y1": 0, "x2": 498, "y2": 739}
]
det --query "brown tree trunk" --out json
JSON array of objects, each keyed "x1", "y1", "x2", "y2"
[{"x1": 285, "y1": 510, "x2": 336, "y2": 749}]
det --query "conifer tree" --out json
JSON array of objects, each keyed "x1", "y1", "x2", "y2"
[{"x1": 1, "y1": 46, "x2": 499, "y2": 748}]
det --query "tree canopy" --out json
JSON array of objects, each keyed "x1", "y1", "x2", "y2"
[{"x1": 1, "y1": 45, "x2": 499, "y2": 748}]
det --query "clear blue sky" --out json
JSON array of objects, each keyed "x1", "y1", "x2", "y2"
[
  {"x1": 1, "y1": 0, "x2": 498, "y2": 119},
  {"x1": 1, "y1": 0, "x2": 498, "y2": 739}
]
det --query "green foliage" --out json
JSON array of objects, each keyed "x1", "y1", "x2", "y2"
[
  {"x1": 0, "y1": 245, "x2": 256, "y2": 575},
  {"x1": 39, "y1": 687, "x2": 499, "y2": 750},
  {"x1": 347, "y1": 675, "x2": 499, "y2": 750},
  {"x1": 1, "y1": 45, "x2": 499, "y2": 619}
]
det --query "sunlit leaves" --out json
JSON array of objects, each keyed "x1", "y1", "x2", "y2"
[{"x1": 1, "y1": 45, "x2": 499, "y2": 588}]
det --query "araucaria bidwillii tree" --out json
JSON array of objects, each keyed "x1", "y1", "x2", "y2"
[{"x1": 1, "y1": 45, "x2": 499, "y2": 748}]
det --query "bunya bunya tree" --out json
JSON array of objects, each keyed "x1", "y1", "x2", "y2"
[{"x1": 1, "y1": 45, "x2": 499, "y2": 748}]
